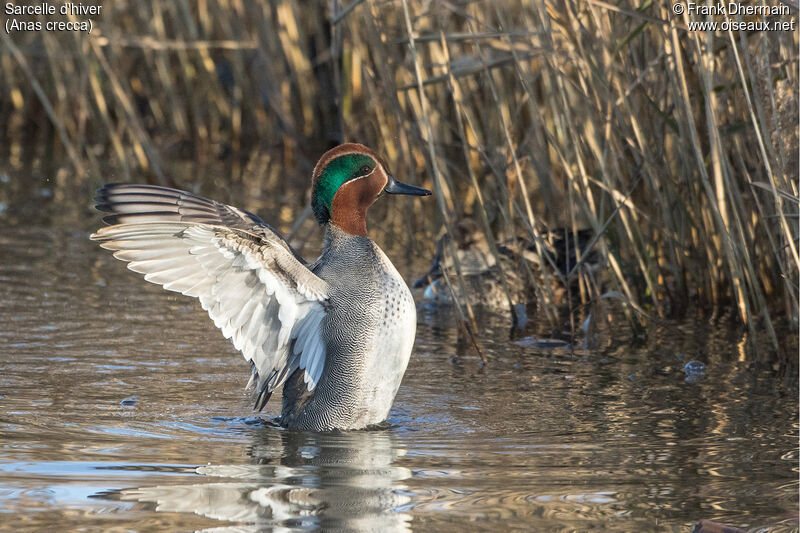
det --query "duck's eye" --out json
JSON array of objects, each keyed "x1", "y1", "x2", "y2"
[{"x1": 356, "y1": 165, "x2": 372, "y2": 177}]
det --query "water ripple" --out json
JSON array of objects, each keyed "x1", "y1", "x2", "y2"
[{"x1": 0, "y1": 227, "x2": 797, "y2": 532}]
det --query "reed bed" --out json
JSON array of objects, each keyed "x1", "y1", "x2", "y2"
[{"x1": 1, "y1": 1, "x2": 797, "y2": 354}]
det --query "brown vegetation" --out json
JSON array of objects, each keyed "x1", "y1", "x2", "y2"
[{"x1": 0, "y1": 1, "x2": 797, "y2": 352}]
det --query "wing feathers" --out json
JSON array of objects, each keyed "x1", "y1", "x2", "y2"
[
  {"x1": 303, "y1": 334, "x2": 325, "y2": 391},
  {"x1": 113, "y1": 247, "x2": 184, "y2": 262},
  {"x1": 95, "y1": 183, "x2": 267, "y2": 230},
  {"x1": 91, "y1": 211, "x2": 330, "y2": 408},
  {"x1": 99, "y1": 200, "x2": 219, "y2": 216}
]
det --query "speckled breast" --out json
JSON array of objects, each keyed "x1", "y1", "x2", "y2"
[{"x1": 357, "y1": 246, "x2": 417, "y2": 422}]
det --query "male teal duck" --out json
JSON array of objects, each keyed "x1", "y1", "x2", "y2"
[{"x1": 92, "y1": 143, "x2": 431, "y2": 431}]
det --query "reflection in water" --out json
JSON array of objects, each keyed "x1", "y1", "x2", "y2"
[
  {"x1": 117, "y1": 428, "x2": 411, "y2": 532},
  {"x1": 0, "y1": 226, "x2": 797, "y2": 532}
]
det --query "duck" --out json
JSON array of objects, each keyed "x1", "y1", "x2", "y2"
[
  {"x1": 91, "y1": 143, "x2": 431, "y2": 431},
  {"x1": 413, "y1": 220, "x2": 536, "y2": 311},
  {"x1": 414, "y1": 219, "x2": 599, "y2": 313}
]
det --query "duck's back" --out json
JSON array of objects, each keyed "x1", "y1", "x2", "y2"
[{"x1": 280, "y1": 226, "x2": 416, "y2": 430}]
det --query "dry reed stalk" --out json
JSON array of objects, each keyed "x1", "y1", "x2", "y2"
[
  {"x1": 439, "y1": 29, "x2": 519, "y2": 320},
  {"x1": 400, "y1": 0, "x2": 485, "y2": 358},
  {"x1": 0, "y1": 1, "x2": 795, "y2": 353},
  {"x1": 0, "y1": 31, "x2": 85, "y2": 176}
]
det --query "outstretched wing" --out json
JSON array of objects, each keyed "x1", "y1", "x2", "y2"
[
  {"x1": 91, "y1": 185, "x2": 329, "y2": 410},
  {"x1": 94, "y1": 183, "x2": 301, "y2": 257},
  {"x1": 95, "y1": 183, "x2": 266, "y2": 230}
]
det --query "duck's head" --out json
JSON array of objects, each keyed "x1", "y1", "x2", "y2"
[{"x1": 311, "y1": 143, "x2": 431, "y2": 236}]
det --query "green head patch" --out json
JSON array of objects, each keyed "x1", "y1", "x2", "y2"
[{"x1": 311, "y1": 153, "x2": 376, "y2": 225}]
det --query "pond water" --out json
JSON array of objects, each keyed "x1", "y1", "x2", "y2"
[{"x1": 0, "y1": 225, "x2": 797, "y2": 532}]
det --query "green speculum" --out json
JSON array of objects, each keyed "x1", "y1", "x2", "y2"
[{"x1": 312, "y1": 153, "x2": 375, "y2": 224}]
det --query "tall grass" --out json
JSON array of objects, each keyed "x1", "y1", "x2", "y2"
[{"x1": 0, "y1": 1, "x2": 796, "y2": 353}]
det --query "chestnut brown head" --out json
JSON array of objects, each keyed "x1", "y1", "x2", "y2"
[{"x1": 310, "y1": 143, "x2": 430, "y2": 236}]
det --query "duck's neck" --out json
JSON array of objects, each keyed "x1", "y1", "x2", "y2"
[
  {"x1": 329, "y1": 181, "x2": 372, "y2": 236},
  {"x1": 320, "y1": 224, "x2": 376, "y2": 270},
  {"x1": 329, "y1": 206, "x2": 368, "y2": 236},
  {"x1": 324, "y1": 223, "x2": 371, "y2": 245}
]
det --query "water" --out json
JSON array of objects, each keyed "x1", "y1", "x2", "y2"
[{"x1": 1, "y1": 226, "x2": 797, "y2": 532}]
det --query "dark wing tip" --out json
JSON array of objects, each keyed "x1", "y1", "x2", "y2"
[
  {"x1": 253, "y1": 387, "x2": 273, "y2": 411},
  {"x1": 94, "y1": 183, "x2": 121, "y2": 208},
  {"x1": 92, "y1": 182, "x2": 273, "y2": 234},
  {"x1": 101, "y1": 211, "x2": 184, "y2": 225}
]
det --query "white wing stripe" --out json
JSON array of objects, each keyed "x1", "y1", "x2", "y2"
[
  {"x1": 113, "y1": 248, "x2": 185, "y2": 262},
  {"x1": 292, "y1": 314, "x2": 315, "y2": 356},
  {"x1": 163, "y1": 272, "x2": 207, "y2": 293},
  {"x1": 128, "y1": 256, "x2": 194, "y2": 274},
  {"x1": 276, "y1": 301, "x2": 297, "y2": 348},
  {"x1": 143, "y1": 264, "x2": 201, "y2": 285},
  {"x1": 92, "y1": 221, "x2": 330, "y2": 399},
  {"x1": 303, "y1": 334, "x2": 324, "y2": 390},
  {"x1": 230, "y1": 295, "x2": 259, "y2": 332}
]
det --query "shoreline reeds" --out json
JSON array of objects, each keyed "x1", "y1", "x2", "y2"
[{"x1": 0, "y1": 1, "x2": 796, "y2": 355}]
